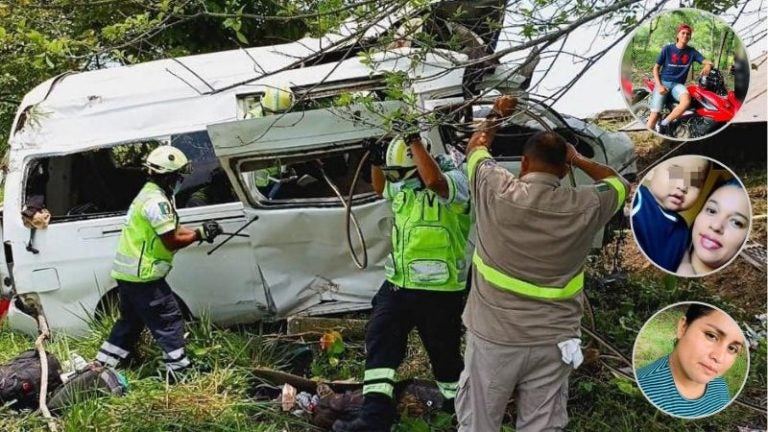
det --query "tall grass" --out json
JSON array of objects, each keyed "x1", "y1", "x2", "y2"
[
  {"x1": 1, "y1": 266, "x2": 765, "y2": 431},
  {"x1": 0, "y1": 313, "x2": 316, "y2": 432}
]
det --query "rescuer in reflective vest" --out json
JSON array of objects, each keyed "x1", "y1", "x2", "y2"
[
  {"x1": 456, "y1": 95, "x2": 630, "y2": 431},
  {"x1": 250, "y1": 85, "x2": 293, "y2": 198},
  {"x1": 96, "y1": 146, "x2": 222, "y2": 377},
  {"x1": 333, "y1": 133, "x2": 471, "y2": 432}
]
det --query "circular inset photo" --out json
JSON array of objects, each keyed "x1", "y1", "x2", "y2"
[
  {"x1": 620, "y1": 8, "x2": 750, "y2": 140},
  {"x1": 630, "y1": 155, "x2": 751, "y2": 276},
  {"x1": 633, "y1": 302, "x2": 749, "y2": 419}
]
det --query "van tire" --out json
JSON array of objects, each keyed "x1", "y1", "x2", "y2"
[{"x1": 95, "y1": 288, "x2": 194, "y2": 323}]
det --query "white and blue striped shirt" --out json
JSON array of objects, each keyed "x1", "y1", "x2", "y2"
[{"x1": 637, "y1": 355, "x2": 731, "y2": 418}]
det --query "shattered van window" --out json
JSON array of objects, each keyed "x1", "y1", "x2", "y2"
[
  {"x1": 171, "y1": 131, "x2": 237, "y2": 208},
  {"x1": 24, "y1": 141, "x2": 159, "y2": 221},
  {"x1": 22, "y1": 132, "x2": 238, "y2": 222},
  {"x1": 437, "y1": 99, "x2": 591, "y2": 160},
  {"x1": 238, "y1": 145, "x2": 375, "y2": 206}
]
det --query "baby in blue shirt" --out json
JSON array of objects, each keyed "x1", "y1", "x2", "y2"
[{"x1": 632, "y1": 156, "x2": 710, "y2": 271}]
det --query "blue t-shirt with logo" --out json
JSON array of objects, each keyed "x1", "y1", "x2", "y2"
[{"x1": 657, "y1": 43, "x2": 706, "y2": 84}]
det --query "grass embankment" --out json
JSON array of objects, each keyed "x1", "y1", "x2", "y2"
[
  {"x1": 0, "y1": 314, "x2": 316, "y2": 432},
  {"x1": 1, "y1": 263, "x2": 765, "y2": 432}
]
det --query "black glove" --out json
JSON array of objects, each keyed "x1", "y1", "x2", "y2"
[
  {"x1": 195, "y1": 221, "x2": 222, "y2": 243},
  {"x1": 391, "y1": 118, "x2": 421, "y2": 144},
  {"x1": 363, "y1": 140, "x2": 387, "y2": 166}
]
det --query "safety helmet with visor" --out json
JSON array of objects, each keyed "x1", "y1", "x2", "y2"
[
  {"x1": 145, "y1": 146, "x2": 191, "y2": 195},
  {"x1": 145, "y1": 146, "x2": 191, "y2": 175},
  {"x1": 261, "y1": 85, "x2": 295, "y2": 114},
  {"x1": 381, "y1": 135, "x2": 431, "y2": 183}
]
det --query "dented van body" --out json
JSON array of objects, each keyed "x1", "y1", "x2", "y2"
[{"x1": 0, "y1": 2, "x2": 636, "y2": 335}]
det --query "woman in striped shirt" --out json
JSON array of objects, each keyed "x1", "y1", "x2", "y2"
[{"x1": 636, "y1": 304, "x2": 745, "y2": 418}]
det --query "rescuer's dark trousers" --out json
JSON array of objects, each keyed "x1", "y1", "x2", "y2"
[
  {"x1": 360, "y1": 280, "x2": 465, "y2": 421},
  {"x1": 97, "y1": 278, "x2": 190, "y2": 372}
]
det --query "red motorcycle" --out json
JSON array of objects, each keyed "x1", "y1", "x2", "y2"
[
  {"x1": 631, "y1": 68, "x2": 742, "y2": 139},
  {"x1": 0, "y1": 298, "x2": 9, "y2": 322}
]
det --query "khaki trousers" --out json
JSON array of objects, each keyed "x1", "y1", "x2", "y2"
[{"x1": 456, "y1": 331, "x2": 571, "y2": 432}]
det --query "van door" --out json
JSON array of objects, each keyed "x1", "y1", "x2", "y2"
[
  {"x1": 169, "y1": 131, "x2": 268, "y2": 325},
  {"x1": 0, "y1": 207, "x2": 12, "y2": 322},
  {"x1": 208, "y1": 103, "x2": 402, "y2": 317},
  {"x1": 7, "y1": 136, "x2": 263, "y2": 335}
]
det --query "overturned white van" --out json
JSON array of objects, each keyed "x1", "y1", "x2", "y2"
[{"x1": 0, "y1": 3, "x2": 636, "y2": 335}]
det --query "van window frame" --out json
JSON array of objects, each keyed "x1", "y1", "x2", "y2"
[
  {"x1": 232, "y1": 140, "x2": 380, "y2": 210},
  {"x1": 21, "y1": 130, "x2": 238, "y2": 224}
]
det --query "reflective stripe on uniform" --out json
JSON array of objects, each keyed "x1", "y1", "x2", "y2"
[
  {"x1": 151, "y1": 261, "x2": 172, "y2": 279},
  {"x1": 96, "y1": 351, "x2": 120, "y2": 367},
  {"x1": 112, "y1": 252, "x2": 140, "y2": 277},
  {"x1": 467, "y1": 148, "x2": 492, "y2": 184},
  {"x1": 599, "y1": 176, "x2": 627, "y2": 212},
  {"x1": 436, "y1": 381, "x2": 458, "y2": 399},
  {"x1": 164, "y1": 356, "x2": 191, "y2": 371},
  {"x1": 362, "y1": 382, "x2": 394, "y2": 398},
  {"x1": 163, "y1": 348, "x2": 186, "y2": 361},
  {"x1": 472, "y1": 251, "x2": 584, "y2": 299},
  {"x1": 100, "y1": 341, "x2": 130, "y2": 358},
  {"x1": 364, "y1": 368, "x2": 397, "y2": 382}
]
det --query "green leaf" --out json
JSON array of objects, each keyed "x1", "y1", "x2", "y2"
[
  {"x1": 329, "y1": 336, "x2": 345, "y2": 355},
  {"x1": 614, "y1": 378, "x2": 641, "y2": 397},
  {"x1": 235, "y1": 30, "x2": 248, "y2": 44}
]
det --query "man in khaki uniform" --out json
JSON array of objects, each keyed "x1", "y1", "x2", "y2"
[{"x1": 455, "y1": 95, "x2": 629, "y2": 431}]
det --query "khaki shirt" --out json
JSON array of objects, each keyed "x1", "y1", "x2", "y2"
[{"x1": 463, "y1": 149, "x2": 628, "y2": 346}]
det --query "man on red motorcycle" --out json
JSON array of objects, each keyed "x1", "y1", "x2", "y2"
[{"x1": 646, "y1": 24, "x2": 713, "y2": 135}]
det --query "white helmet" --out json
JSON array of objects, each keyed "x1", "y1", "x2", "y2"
[
  {"x1": 382, "y1": 135, "x2": 431, "y2": 182},
  {"x1": 145, "y1": 146, "x2": 191, "y2": 175},
  {"x1": 384, "y1": 135, "x2": 432, "y2": 169},
  {"x1": 262, "y1": 85, "x2": 294, "y2": 113}
]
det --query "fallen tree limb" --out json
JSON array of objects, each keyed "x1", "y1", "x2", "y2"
[{"x1": 35, "y1": 313, "x2": 57, "y2": 432}]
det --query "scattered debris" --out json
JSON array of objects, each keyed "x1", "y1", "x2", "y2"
[
  {"x1": 740, "y1": 242, "x2": 767, "y2": 273},
  {"x1": 287, "y1": 316, "x2": 368, "y2": 340}
]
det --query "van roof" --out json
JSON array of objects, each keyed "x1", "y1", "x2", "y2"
[
  {"x1": 7, "y1": 7, "x2": 423, "y2": 152},
  {"x1": 8, "y1": 0, "x2": 510, "y2": 154},
  {"x1": 5, "y1": 29, "x2": 341, "y2": 150},
  {"x1": 10, "y1": 41, "x2": 468, "y2": 154}
]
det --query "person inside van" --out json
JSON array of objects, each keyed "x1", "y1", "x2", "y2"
[
  {"x1": 95, "y1": 146, "x2": 222, "y2": 379},
  {"x1": 185, "y1": 167, "x2": 236, "y2": 207}
]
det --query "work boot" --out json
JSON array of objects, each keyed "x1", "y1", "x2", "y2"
[
  {"x1": 332, "y1": 416, "x2": 392, "y2": 432},
  {"x1": 441, "y1": 398, "x2": 456, "y2": 414},
  {"x1": 332, "y1": 394, "x2": 395, "y2": 432}
]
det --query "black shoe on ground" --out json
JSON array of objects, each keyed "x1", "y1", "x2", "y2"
[{"x1": 332, "y1": 416, "x2": 392, "y2": 432}]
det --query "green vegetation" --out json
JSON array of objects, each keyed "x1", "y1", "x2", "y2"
[
  {"x1": 622, "y1": 9, "x2": 743, "y2": 92},
  {"x1": 1, "y1": 264, "x2": 765, "y2": 431}
]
